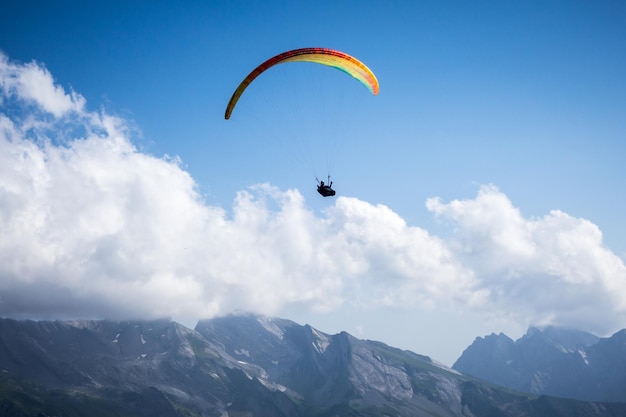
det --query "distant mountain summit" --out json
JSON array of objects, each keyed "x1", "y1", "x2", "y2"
[
  {"x1": 453, "y1": 326, "x2": 626, "y2": 402},
  {"x1": 195, "y1": 314, "x2": 439, "y2": 409},
  {"x1": 1, "y1": 315, "x2": 625, "y2": 416}
]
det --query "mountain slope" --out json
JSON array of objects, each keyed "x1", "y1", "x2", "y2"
[
  {"x1": 453, "y1": 326, "x2": 626, "y2": 402},
  {"x1": 0, "y1": 316, "x2": 625, "y2": 416},
  {"x1": 0, "y1": 318, "x2": 300, "y2": 416}
]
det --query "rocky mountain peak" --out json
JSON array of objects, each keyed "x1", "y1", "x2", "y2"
[
  {"x1": 453, "y1": 325, "x2": 625, "y2": 402},
  {"x1": 520, "y1": 325, "x2": 599, "y2": 353},
  {"x1": 2, "y1": 316, "x2": 624, "y2": 416}
]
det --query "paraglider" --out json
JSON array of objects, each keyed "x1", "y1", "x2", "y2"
[
  {"x1": 224, "y1": 47, "x2": 379, "y2": 197},
  {"x1": 317, "y1": 177, "x2": 336, "y2": 197}
]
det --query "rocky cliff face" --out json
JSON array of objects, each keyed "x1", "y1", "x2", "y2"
[
  {"x1": 1, "y1": 316, "x2": 625, "y2": 416},
  {"x1": 195, "y1": 315, "x2": 463, "y2": 414},
  {"x1": 453, "y1": 326, "x2": 626, "y2": 402},
  {"x1": 0, "y1": 317, "x2": 301, "y2": 416}
]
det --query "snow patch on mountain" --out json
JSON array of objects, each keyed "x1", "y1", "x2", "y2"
[
  {"x1": 256, "y1": 316, "x2": 284, "y2": 340},
  {"x1": 310, "y1": 327, "x2": 330, "y2": 353},
  {"x1": 432, "y1": 359, "x2": 462, "y2": 375},
  {"x1": 234, "y1": 348, "x2": 250, "y2": 357}
]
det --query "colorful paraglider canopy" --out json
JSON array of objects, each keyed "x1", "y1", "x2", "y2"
[{"x1": 224, "y1": 47, "x2": 379, "y2": 119}]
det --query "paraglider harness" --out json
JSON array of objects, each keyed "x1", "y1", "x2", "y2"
[{"x1": 316, "y1": 176, "x2": 336, "y2": 197}]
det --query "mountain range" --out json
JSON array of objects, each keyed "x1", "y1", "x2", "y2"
[
  {"x1": 453, "y1": 325, "x2": 626, "y2": 403},
  {"x1": 0, "y1": 314, "x2": 625, "y2": 416}
]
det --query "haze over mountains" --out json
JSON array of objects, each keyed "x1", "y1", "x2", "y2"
[
  {"x1": 453, "y1": 325, "x2": 626, "y2": 403},
  {"x1": 0, "y1": 314, "x2": 624, "y2": 417}
]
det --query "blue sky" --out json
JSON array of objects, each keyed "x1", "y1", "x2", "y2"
[{"x1": 1, "y1": 1, "x2": 625, "y2": 365}]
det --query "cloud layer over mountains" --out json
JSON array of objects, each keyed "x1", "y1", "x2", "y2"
[{"x1": 1, "y1": 53, "x2": 624, "y2": 336}]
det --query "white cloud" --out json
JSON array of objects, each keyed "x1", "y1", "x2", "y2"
[
  {"x1": 1, "y1": 53, "x2": 625, "y2": 339},
  {"x1": 427, "y1": 185, "x2": 626, "y2": 333},
  {"x1": 0, "y1": 53, "x2": 85, "y2": 117}
]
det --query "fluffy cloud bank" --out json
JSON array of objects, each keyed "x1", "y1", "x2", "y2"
[
  {"x1": 1, "y1": 53, "x2": 625, "y2": 335},
  {"x1": 427, "y1": 188, "x2": 626, "y2": 333}
]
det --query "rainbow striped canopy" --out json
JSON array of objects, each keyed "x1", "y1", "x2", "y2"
[{"x1": 224, "y1": 47, "x2": 379, "y2": 119}]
